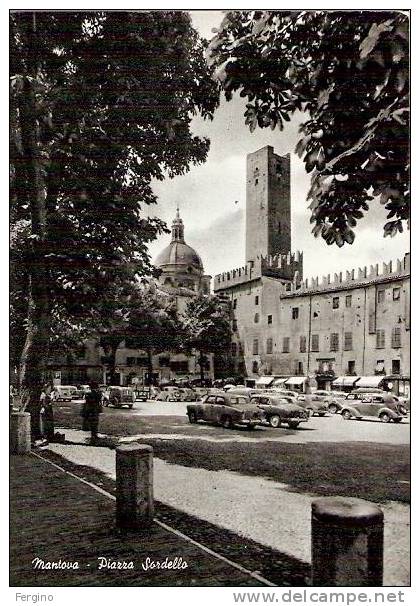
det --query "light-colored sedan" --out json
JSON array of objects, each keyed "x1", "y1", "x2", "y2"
[{"x1": 187, "y1": 392, "x2": 265, "y2": 429}]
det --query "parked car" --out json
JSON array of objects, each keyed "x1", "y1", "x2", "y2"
[
  {"x1": 250, "y1": 394, "x2": 309, "y2": 428},
  {"x1": 99, "y1": 385, "x2": 110, "y2": 403},
  {"x1": 186, "y1": 392, "x2": 265, "y2": 429},
  {"x1": 296, "y1": 394, "x2": 328, "y2": 417},
  {"x1": 177, "y1": 387, "x2": 199, "y2": 402},
  {"x1": 51, "y1": 385, "x2": 78, "y2": 402},
  {"x1": 135, "y1": 387, "x2": 150, "y2": 402},
  {"x1": 340, "y1": 393, "x2": 406, "y2": 423},
  {"x1": 270, "y1": 388, "x2": 300, "y2": 399},
  {"x1": 322, "y1": 391, "x2": 350, "y2": 414},
  {"x1": 193, "y1": 387, "x2": 210, "y2": 400},
  {"x1": 73, "y1": 384, "x2": 90, "y2": 399},
  {"x1": 105, "y1": 386, "x2": 136, "y2": 409},
  {"x1": 226, "y1": 387, "x2": 259, "y2": 397},
  {"x1": 155, "y1": 386, "x2": 182, "y2": 402}
]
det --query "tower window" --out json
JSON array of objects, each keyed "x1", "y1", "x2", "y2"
[
  {"x1": 292, "y1": 307, "x2": 299, "y2": 319},
  {"x1": 255, "y1": 295, "x2": 259, "y2": 305},
  {"x1": 332, "y1": 297, "x2": 340, "y2": 309},
  {"x1": 267, "y1": 314, "x2": 273, "y2": 325},
  {"x1": 255, "y1": 178, "x2": 259, "y2": 185}
]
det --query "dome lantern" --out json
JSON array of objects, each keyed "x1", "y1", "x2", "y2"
[{"x1": 171, "y1": 205, "x2": 185, "y2": 243}]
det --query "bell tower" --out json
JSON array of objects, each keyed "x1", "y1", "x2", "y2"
[{"x1": 245, "y1": 146, "x2": 291, "y2": 263}]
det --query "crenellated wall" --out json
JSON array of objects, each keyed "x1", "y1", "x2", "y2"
[
  {"x1": 214, "y1": 251, "x2": 303, "y2": 292},
  {"x1": 280, "y1": 253, "x2": 410, "y2": 297}
]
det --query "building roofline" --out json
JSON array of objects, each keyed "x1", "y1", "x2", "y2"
[{"x1": 281, "y1": 272, "x2": 409, "y2": 298}]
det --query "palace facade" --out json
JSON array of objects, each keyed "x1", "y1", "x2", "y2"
[{"x1": 214, "y1": 145, "x2": 410, "y2": 394}]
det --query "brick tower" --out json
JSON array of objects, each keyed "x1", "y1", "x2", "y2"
[{"x1": 245, "y1": 146, "x2": 291, "y2": 263}]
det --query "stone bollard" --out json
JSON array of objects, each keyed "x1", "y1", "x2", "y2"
[
  {"x1": 116, "y1": 444, "x2": 154, "y2": 531},
  {"x1": 312, "y1": 497, "x2": 384, "y2": 586},
  {"x1": 10, "y1": 412, "x2": 31, "y2": 454}
]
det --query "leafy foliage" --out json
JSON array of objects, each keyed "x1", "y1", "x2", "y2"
[
  {"x1": 183, "y1": 295, "x2": 232, "y2": 380},
  {"x1": 207, "y1": 10, "x2": 409, "y2": 245},
  {"x1": 10, "y1": 12, "x2": 219, "y2": 380},
  {"x1": 96, "y1": 283, "x2": 184, "y2": 384}
]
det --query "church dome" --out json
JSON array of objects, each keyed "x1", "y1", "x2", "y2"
[
  {"x1": 155, "y1": 241, "x2": 203, "y2": 270},
  {"x1": 154, "y1": 208, "x2": 203, "y2": 271}
]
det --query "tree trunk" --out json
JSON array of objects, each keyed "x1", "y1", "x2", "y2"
[
  {"x1": 18, "y1": 14, "x2": 50, "y2": 440},
  {"x1": 147, "y1": 348, "x2": 154, "y2": 386},
  {"x1": 199, "y1": 350, "x2": 205, "y2": 383},
  {"x1": 109, "y1": 343, "x2": 120, "y2": 385}
]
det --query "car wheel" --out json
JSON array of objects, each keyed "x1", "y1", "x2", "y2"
[
  {"x1": 188, "y1": 411, "x2": 197, "y2": 424},
  {"x1": 318, "y1": 412, "x2": 326, "y2": 417},
  {"x1": 342, "y1": 410, "x2": 352, "y2": 420},
  {"x1": 128, "y1": 404, "x2": 133, "y2": 409},
  {"x1": 306, "y1": 408, "x2": 314, "y2": 418},
  {"x1": 221, "y1": 415, "x2": 233, "y2": 429},
  {"x1": 269, "y1": 415, "x2": 281, "y2": 428},
  {"x1": 379, "y1": 412, "x2": 391, "y2": 423},
  {"x1": 328, "y1": 404, "x2": 338, "y2": 414},
  {"x1": 393, "y1": 418, "x2": 402, "y2": 423},
  {"x1": 288, "y1": 421, "x2": 300, "y2": 429}
]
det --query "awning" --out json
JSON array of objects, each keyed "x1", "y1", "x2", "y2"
[
  {"x1": 255, "y1": 376, "x2": 275, "y2": 387},
  {"x1": 332, "y1": 376, "x2": 360, "y2": 387},
  {"x1": 285, "y1": 376, "x2": 306, "y2": 386},
  {"x1": 355, "y1": 376, "x2": 384, "y2": 388},
  {"x1": 272, "y1": 378, "x2": 287, "y2": 387}
]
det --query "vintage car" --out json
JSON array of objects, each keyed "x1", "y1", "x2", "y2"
[
  {"x1": 177, "y1": 387, "x2": 199, "y2": 402},
  {"x1": 186, "y1": 392, "x2": 265, "y2": 429},
  {"x1": 296, "y1": 394, "x2": 328, "y2": 417},
  {"x1": 250, "y1": 394, "x2": 309, "y2": 428},
  {"x1": 340, "y1": 393, "x2": 406, "y2": 423},
  {"x1": 104, "y1": 386, "x2": 136, "y2": 409},
  {"x1": 73, "y1": 384, "x2": 91, "y2": 399},
  {"x1": 270, "y1": 388, "x2": 300, "y2": 399},
  {"x1": 322, "y1": 391, "x2": 350, "y2": 414},
  {"x1": 155, "y1": 386, "x2": 183, "y2": 402},
  {"x1": 50, "y1": 385, "x2": 78, "y2": 402},
  {"x1": 134, "y1": 387, "x2": 150, "y2": 402}
]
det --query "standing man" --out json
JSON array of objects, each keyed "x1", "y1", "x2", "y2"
[{"x1": 82, "y1": 381, "x2": 103, "y2": 443}]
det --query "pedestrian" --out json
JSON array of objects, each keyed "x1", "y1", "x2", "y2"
[
  {"x1": 82, "y1": 381, "x2": 103, "y2": 443},
  {"x1": 40, "y1": 383, "x2": 55, "y2": 441}
]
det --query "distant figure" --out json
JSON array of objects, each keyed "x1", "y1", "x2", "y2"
[
  {"x1": 40, "y1": 382, "x2": 55, "y2": 441},
  {"x1": 82, "y1": 381, "x2": 103, "y2": 443}
]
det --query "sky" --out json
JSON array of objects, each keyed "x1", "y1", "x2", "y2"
[{"x1": 146, "y1": 10, "x2": 410, "y2": 284}]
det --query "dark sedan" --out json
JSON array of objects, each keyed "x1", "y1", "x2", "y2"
[
  {"x1": 250, "y1": 394, "x2": 309, "y2": 428},
  {"x1": 186, "y1": 392, "x2": 265, "y2": 429}
]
